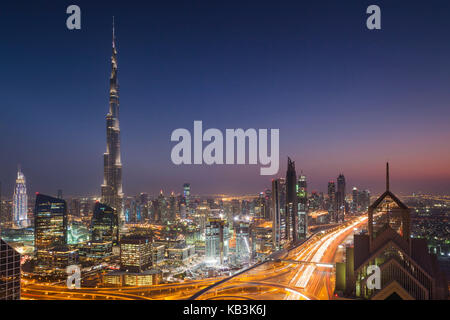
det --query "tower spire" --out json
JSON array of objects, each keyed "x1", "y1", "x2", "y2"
[
  {"x1": 112, "y1": 16, "x2": 115, "y2": 49},
  {"x1": 386, "y1": 162, "x2": 390, "y2": 191}
]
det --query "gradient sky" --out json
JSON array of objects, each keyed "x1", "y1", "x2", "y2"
[{"x1": 1, "y1": 0, "x2": 450, "y2": 197}]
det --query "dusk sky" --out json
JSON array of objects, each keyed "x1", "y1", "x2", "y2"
[{"x1": 1, "y1": 0, "x2": 450, "y2": 197}]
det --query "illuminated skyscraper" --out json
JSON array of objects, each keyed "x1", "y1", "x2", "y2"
[
  {"x1": 327, "y1": 181, "x2": 336, "y2": 222},
  {"x1": 102, "y1": 19, "x2": 124, "y2": 226},
  {"x1": 297, "y1": 172, "x2": 308, "y2": 240},
  {"x1": 34, "y1": 194, "x2": 70, "y2": 273},
  {"x1": 285, "y1": 157, "x2": 297, "y2": 242},
  {"x1": 91, "y1": 202, "x2": 119, "y2": 245},
  {"x1": 0, "y1": 238, "x2": 21, "y2": 300},
  {"x1": 183, "y1": 183, "x2": 191, "y2": 208},
  {"x1": 205, "y1": 218, "x2": 229, "y2": 264},
  {"x1": 272, "y1": 178, "x2": 286, "y2": 250},
  {"x1": 12, "y1": 166, "x2": 28, "y2": 228},
  {"x1": 336, "y1": 163, "x2": 449, "y2": 300}
]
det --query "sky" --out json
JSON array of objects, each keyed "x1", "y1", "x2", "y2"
[{"x1": 1, "y1": 0, "x2": 450, "y2": 198}]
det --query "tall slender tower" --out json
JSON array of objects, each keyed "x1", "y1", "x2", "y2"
[
  {"x1": 101, "y1": 18, "x2": 124, "y2": 226},
  {"x1": 13, "y1": 165, "x2": 28, "y2": 228},
  {"x1": 285, "y1": 157, "x2": 297, "y2": 242}
]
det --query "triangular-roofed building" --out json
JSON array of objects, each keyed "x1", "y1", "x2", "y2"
[{"x1": 335, "y1": 163, "x2": 448, "y2": 300}]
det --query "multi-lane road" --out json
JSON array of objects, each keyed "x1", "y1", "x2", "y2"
[{"x1": 21, "y1": 216, "x2": 367, "y2": 300}]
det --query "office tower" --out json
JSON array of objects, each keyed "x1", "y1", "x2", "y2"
[
  {"x1": 34, "y1": 194, "x2": 67, "y2": 262},
  {"x1": 157, "y1": 191, "x2": 168, "y2": 223},
  {"x1": 69, "y1": 198, "x2": 81, "y2": 217},
  {"x1": 336, "y1": 173, "x2": 346, "y2": 222},
  {"x1": 272, "y1": 178, "x2": 286, "y2": 250},
  {"x1": 57, "y1": 189, "x2": 63, "y2": 199},
  {"x1": 235, "y1": 221, "x2": 251, "y2": 264},
  {"x1": 12, "y1": 166, "x2": 28, "y2": 228},
  {"x1": 0, "y1": 238, "x2": 21, "y2": 300},
  {"x1": 183, "y1": 183, "x2": 190, "y2": 208},
  {"x1": 297, "y1": 172, "x2": 308, "y2": 240},
  {"x1": 138, "y1": 193, "x2": 149, "y2": 221},
  {"x1": 205, "y1": 218, "x2": 229, "y2": 264},
  {"x1": 120, "y1": 236, "x2": 152, "y2": 272},
  {"x1": 91, "y1": 202, "x2": 119, "y2": 245},
  {"x1": 352, "y1": 187, "x2": 358, "y2": 212},
  {"x1": 264, "y1": 188, "x2": 271, "y2": 220},
  {"x1": 169, "y1": 192, "x2": 176, "y2": 222},
  {"x1": 101, "y1": 20, "x2": 124, "y2": 226},
  {"x1": 336, "y1": 163, "x2": 449, "y2": 300},
  {"x1": 327, "y1": 181, "x2": 336, "y2": 222},
  {"x1": 285, "y1": 157, "x2": 297, "y2": 242}
]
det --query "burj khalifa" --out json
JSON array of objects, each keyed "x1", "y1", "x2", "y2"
[{"x1": 101, "y1": 19, "x2": 124, "y2": 225}]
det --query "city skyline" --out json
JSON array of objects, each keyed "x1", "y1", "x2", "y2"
[{"x1": 1, "y1": 1, "x2": 450, "y2": 197}]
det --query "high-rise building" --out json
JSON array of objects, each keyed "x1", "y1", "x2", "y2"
[
  {"x1": 91, "y1": 202, "x2": 119, "y2": 245},
  {"x1": 120, "y1": 236, "x2": 152, "y2": 273},
  {"x1": 235, "y1": 221, "x2": 251, "y2": 264},
  {"x1": 34, "y1": 194, "x2": 67, "y2": 264},
  {"x1": 336, "y1": 173, "x2": 346, "y2": 222},
  {"x1": 272, "y1": 178, "x2": 286, "y2": 250},
  {"x1": 158, "y1": 191, "x2": 168, "y2": 223},
  {"x1": 183, "y1": 183, "x2": 190, "y2": 208},
  {"x1": 336, "y1": 163, "x2": 449, "y2": 300},
  {"x1": 169, "y1": 192, "x2": 177, "y2": 222},
  {"x1": 285, "y1": 157, "x2": 297, "y2": 242},
  {"x1": 101, "y1": 20, "x2": 124, "y2": 226},
  {"x1": 205, "y1": 218, "x2": 229, "y2": 264},
  {"x1": 57, "y1": 189, "x2": 63, "y2": 199},
  {"x1": 351, "y1": 187, "x2": 358, "y2": 212},
  {"x1": 297, "y1": 172, "x2": 308, "y2": 240},
  {"x1": 0, "y1": 238, "x2": 21, "y2": 300},
  {"x1": 13, "y1": 166, "x2": 28, "y2": 228},
  {"x1": 327, "y1": 181, "x2": 336, "y2": 222}
]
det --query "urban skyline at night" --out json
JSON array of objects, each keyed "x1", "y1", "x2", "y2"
[
  {"x1": 1, "y1": 1, "x2": 450, "y2": 197},
  {"x1": 0, "y1": 1, "x2": 449, "y2": 305}
]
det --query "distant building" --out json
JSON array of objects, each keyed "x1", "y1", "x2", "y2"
[
  {"x1": 297, "y1": 172, "x2": 308, "y2": 240},
  {"x1": 285, "y1": 157, "x2": 298, "y2": 242},
  {"x1": 272, "y1": 178, "x2": 286, "y2": 250},
  {"x1": 327, "y1": 181, "x2": 336, "y2": 222},
  {"x1": 13, "y1": 166, "x2": 28, "y2": 228},
  {"x1": 336, "y1": 163, "x2": 449, "y2": 300},
  {"x1": 336, "y1": 173, "x2": 346, "y2": 222},
  {"x1": 0, "y1": 238, "x2": 21, "y2": 300}
]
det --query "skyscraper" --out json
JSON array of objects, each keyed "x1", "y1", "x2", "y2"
[
  {"x1": 34, "y1": 194, "x2": 69, "y2": 271},
  {"x1": 285, "y1": 157, "x2": 297, "y2": 242},
  {"x1": 327, "y1": 180, "x2": 336, "y2": 222},
  {"x1": 272, "y1": 178, "x2": 286, "y2": 250},
  {"x1": 101, "y1": 19, "x2": 124, "y2": 226},
  {"x1": 336, "y1": 173, "x2": 346, "y2": 222},
  {"x1": 336, "y1": 163, "x2": 449, "y2": 300},
  {"x1": 91, "y1": 202, "x2": 119, "y2": 245},
  {"x1": 205, "y1": 218, "x2": 229, "y2": 265},
  {"x1": 0, "y1": 238, "x2": 21, "y2": 300},
  {"x1": 297, "y1": 172, "x2": 308, "y2": 240},
  {"x1": 13, "y1": 166, "x2": 28, "y2": 228},
  {"x1": 183, "y1": 183, "x2": 191, "y2": 208}
]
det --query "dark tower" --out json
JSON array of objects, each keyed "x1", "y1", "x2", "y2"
[
  {"x1": 336, "y1": 173, "x2": 346, "y2": 222},
  {"x1": 285, "y1": 157, "x2": 298, "y2": 242}
]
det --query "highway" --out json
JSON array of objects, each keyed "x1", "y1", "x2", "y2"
[
  {"x1": 21, "y1": 216, "x2": 367, "y2": 300},
  {"x1": 192, "y1": 215, "x2": 367, "y2": 300}
]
